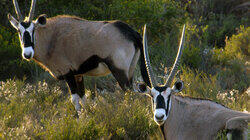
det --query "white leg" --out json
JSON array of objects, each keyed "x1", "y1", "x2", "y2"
[
  {"x1": 242, "y1": 130, "x2": 247, "y2": 140},
  {"x1": 227, "y1": 133, "x2": 232, "y2": 140},
  {"x1": 80, "y1": 95, "x2": 86, "y2": 110},
  {"x1": 71, "y1": 94, "x2": 81, "y2": 112}
]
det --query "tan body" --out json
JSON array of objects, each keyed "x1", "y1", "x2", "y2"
[
  {"x1": 34, "y1": 15, "x2": 137, "y2": 79},
  {"x1": 163, "y1": 95, "x2": 250, "y2": 140},
  {"x1": 8, "y1": 0, "x2": 150, "y2": 114}
]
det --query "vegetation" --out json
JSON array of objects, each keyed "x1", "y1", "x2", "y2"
[{"x1": 0, "y1": 0, "x2": 249, "y2": 139}]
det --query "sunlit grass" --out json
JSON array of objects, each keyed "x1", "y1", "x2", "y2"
[
  {"x1": 0, "y1": 79, "x2": 158, "y2": 139},
  {"x1": 0, "y1": 68, "x2": 248, "y2": 139}
]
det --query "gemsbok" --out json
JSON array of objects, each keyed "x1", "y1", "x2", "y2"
[
  {"x1": 7, "y1": 0, "x2": 150, "y2": 114},
  {"x1": 137, "y1": 25, "x2": 250, "y2": 140}
]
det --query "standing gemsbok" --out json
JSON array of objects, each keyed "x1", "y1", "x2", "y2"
[
  {"x1": 7, "y1": 0, "x2": 151, "y2": 114},
  {"x1": 137, "y1": 25, "x2": 250, "y2": 140}
]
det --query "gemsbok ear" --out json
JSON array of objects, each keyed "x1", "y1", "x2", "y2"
[
  {"x1": 7, "y1": 13, "x2": 19, "y2": 30},
  {"x1": 172, "y1": 80, "x2": 184, "y2": 93},
  {"x1": 136, "y1": 82, "x2": 150, "y2": 94},
  {"x1": 35, "y1": 14, "x2": 47, "y2": 26}
]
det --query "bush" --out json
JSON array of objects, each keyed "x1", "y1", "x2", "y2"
[
  {"x1": 225, "y1": 26, "x2": 250, "y2": 59},
  {"x1": 180, "y1": 67, "x2": 221, "y2": 100},
  {"x1": 182, "y1": 45, "x2": 202, "y2": 69},
  {"x1": 211, "y1": 26, "x2": 250, "y2": 91},
  {"x1": 179, "y1": 67, "x2": 247, "y2": 110}
]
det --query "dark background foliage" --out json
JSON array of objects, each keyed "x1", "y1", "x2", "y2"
[{"x1": 0, "y1": 0, "x2": 249, "y2": 139}]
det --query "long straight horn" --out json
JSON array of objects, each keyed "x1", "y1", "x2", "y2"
[
  {"x1": 165, "y1": 24, "x2": 186, "y2": 87},
  {"x1": 143, "y1": 25, "x2": 157, "y2": 87},
  {"x1": 13, "y1": 0, "x2": 23, "y2": 20},
  {"x1": 28, "y1": 0, "x2": 36, "y2": 21}
]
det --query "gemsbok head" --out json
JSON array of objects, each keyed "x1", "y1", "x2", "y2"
[
  {"x1": 7, "y1": 0, "x2": 45, "y2": 60},
  {"x1": 137, "y1": 25, "x2": 250, "y2": 140},
  {"x1": 8, "y1": 0, "x2": 151, "y2": 116}
]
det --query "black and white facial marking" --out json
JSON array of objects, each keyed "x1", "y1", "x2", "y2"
[
  {"x1": 17, "y1": 21, "x2": 35, "y2": 60},
  {"x1": 151, "y1": 86, "x2": 172, "y2": 125},
  {"x1": 137, "y1": 81, "x2": 184, "y2": 125},
  {"x1": 8, "y1": 13, "x2": 47, "y2": 60}
]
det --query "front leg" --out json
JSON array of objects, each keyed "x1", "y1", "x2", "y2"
[
  {"x1": 64, "y1": 73, "x2": 85, "y2": 114},
  {"x1": 75, "y1": 75, "x2": 86, "y2": 106}
]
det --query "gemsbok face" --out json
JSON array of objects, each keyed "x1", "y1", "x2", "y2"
[
  {"x1": 137, "y1": 24, "x2": 185, "y2": 125},
  {"x1": 7, "y1": 0, "x2": 46, "y2": 60},
  {"x1": 138, "y1": 81, "x2": 184, "y2": 125}
]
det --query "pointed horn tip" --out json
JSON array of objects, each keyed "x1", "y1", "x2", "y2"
[
  {"x1": 183, "y1": 24, "x2": 186, "y2": 31},
  {"x1": 143, "y1": 24, "x2": 147, "y2": 33},
  {"x1": 7, "y1": 13, "x2": 11, "y2": 18}
]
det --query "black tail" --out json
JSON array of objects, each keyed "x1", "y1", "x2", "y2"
[{"x1": 113, "y1": 21, "x2": 151, "y2": 87}]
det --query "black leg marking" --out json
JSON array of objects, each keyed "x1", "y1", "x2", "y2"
[
  {"x1": 63, "y1": 71, "x2": 85, "y2": 98},
  {"x1": 75, "y1": 75, "x2": 85, "y2": 98},
  {"x1": 64, "y1": 71, "x2": 78, "y2": 95}
]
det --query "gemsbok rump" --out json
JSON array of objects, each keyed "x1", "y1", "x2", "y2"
[
  {"x1": 137, "y1": 25, "x2": 250, "y2": 140},
  {"x1": 7, "y1": 0, "x2": 150, "y2": 114}
]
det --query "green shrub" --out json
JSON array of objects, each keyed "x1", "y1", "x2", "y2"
[
  {"x1": 211, "y1": 26, "x2": 249, "y2": 91},
  {"x1": 179, "y1": 67, "x2": 247, "y2": 110},
  {"x1": 180, "y1": 67, "x2": 221, "y2": 100},
  {"x1": 225, "y1": 26, "x2": 250, "y2": 59},
  {"x1": 182, "y1": 45, "x2": 202, "y2": 69}
]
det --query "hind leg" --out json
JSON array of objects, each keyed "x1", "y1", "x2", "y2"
[
  {"x1": 110, "y1": 67, "x2": 131, "y2": 91},
  {"x1": 106, "y1": 45, "x2": 136, "y2": 91},
  {"x1": 105, "y1": 60, "x2": 131, "y2": 91}
]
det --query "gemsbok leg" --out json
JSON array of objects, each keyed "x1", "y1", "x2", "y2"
[{"x1": 64, "y1": 73, "x2": 86, "y2": 114}]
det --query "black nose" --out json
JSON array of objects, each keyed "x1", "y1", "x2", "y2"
[
  {"x1": 24, "y1": 53, "x2": 31, "y2": 59},
  {"x1": 155, "y1": 115, "x2": 164, "y2": 120}
]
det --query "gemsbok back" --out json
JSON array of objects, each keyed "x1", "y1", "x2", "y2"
[
  {"x1": 137, "y1": 25, "x2": 250, "y2": 140},
  {"x1": 7, "y1": 0, "x2": 151, "y2": 114}
]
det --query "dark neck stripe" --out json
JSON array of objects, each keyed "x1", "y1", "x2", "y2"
[
  {"x1": 165, "y1": 95, "x2": 171, "y2": 115},
  {"x1": 32, "y1": 29, "x2": 35, "y2": 48},
  {"x1": 160, "y1": 125, "x2": 166, "y2": 140}
]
